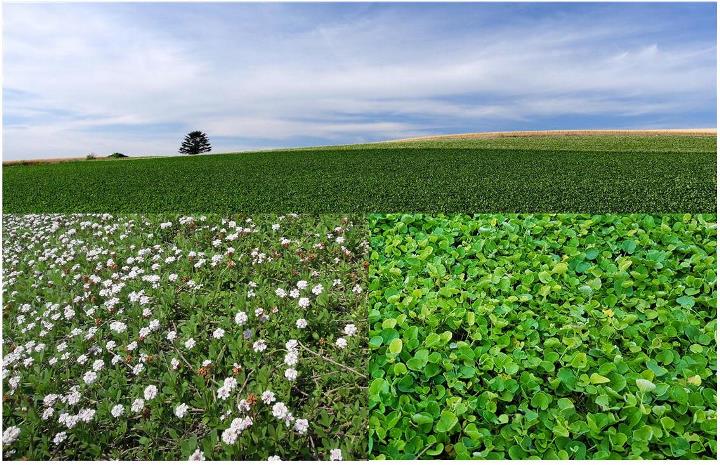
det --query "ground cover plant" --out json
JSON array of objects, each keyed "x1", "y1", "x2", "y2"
[
  {"x1": 3, "y1": 135, "x2": 716, "y2": 213},
  {"x1": 1, "y1": 213, "x2": 368, "y2": 460},
  {"x1": 368, "y1": 213, "x2": 717, "y2": 459}
]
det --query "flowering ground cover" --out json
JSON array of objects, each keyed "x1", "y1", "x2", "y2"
[
  {"x1": 2, "y1": 213, "x2": 368, "y2": 460},
  {"x1": 368, "y1": 213, "x2": 717, "y2": 459},
  {"x1": 3, "y1": 136, "x2": 716, "y2": 213}
]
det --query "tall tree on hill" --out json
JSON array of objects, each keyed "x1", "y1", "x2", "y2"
[{"x1": 179, "y1": 131, "x2": 212, "y2": 155}]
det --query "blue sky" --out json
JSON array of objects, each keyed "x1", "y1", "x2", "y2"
[{"x1": 3, "y1": 2, "x2": 716, "y2": 159}]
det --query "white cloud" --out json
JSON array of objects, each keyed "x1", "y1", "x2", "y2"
[{"x1": 3, "y1": 4, "x2": 715, "y2": 159}]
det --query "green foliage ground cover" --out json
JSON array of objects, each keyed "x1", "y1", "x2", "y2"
[
  {"x1": 3, "y1": 136, "x2": 715, "y2": 213},
  {"x1": 368, "y1": 213, "x2": 717, "y2": 459},
  {"x1": 2, "y1": 214, "x2": 367, "y2": 460}
]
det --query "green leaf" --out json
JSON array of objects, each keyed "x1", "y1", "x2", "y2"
[
  {"x1": 388, "y1": 338, "x2": 403, "y2": 355},
  {"x1": 412, "y1": 413, "x2": 434, "y2": 425},
  {"x1": 675, "y1": 296, "x2": 695, "y2": 308},
  {"x1": 635, "y1": 378, "x2": 656, "y2": 393},
  {"x1": 435, "y1": 410, "x2": 458, "y2": 433},
  {"x1": 531, "y1": 391, "x2": 552, "y2": 410},
  {"x1": 632, "y1": 425, "x2": 654, "y2": 443},
  {"x1": 590, "y1": 373, "x2": 610, "y2": 384}
]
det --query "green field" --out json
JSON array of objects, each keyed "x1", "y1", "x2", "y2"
[{"x1": 3, "y1": 135, "x2": 716, "y2": 213}]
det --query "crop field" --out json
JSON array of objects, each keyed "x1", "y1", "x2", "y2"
[
  {"x1": 368, "y1": 213, "x2": 717, "y2": 459},
  {"x1": 2, "y1": 213, "x2": 368, "y2": 460},
  {"x1": 3, "y1": 135, "x2": 716, "y2": 213}
]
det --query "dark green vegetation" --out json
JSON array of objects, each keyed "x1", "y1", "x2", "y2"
[
  {"x1": 368, "y1": 213, "x2": 717, "y2": 459},
  {"x1": 3, "y1": 136, "x2": 715, "y2": 213},
  {"x1": 179, "y1": 130, "x2": 212, "y2": 155}
]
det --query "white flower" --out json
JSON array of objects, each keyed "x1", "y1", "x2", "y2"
[
  {"x1": 330, "y1": 449, "x2": 343, "y2": 461},
  {"x1": 297, "y1": 280, "x2": 308, "y2": 289},
  {"x1": 311, "y1": 284, "x2": 324, "y2": 295},
  {"x1": 78, "y1": 408, "x2": 95, "y2": 423},
  {"x1": 235, "y1": 311, "x2": 248, "y2": 325},
  {"x1": 352, "y1": 284, "x2": 363, "y2": 294},
  {"x1": 217, "y1": 385, "x2": 231, "y2": 400},
  {"x1": 66, "y1": 389, "x2": 81, "y2": 406},
  {"x1": 92, "y1": 359, "x2": 105, "y2": 371},
  {"x1": 284, "y1": 351, "x2": 298, "y2": 366},
  {"x1": 106, "y1": 340, "x2": 117, "y2": 350},
  {"x1": 285, "y1": 339, "x2": 299, "y2": 351},
  {"x1": 272, "y1": 402, "x2": 289, "y2": 420},
  {"x1": 42, "y1": 407, "x2": 55, "y2": 420},
  {"x1": 335, "y1": 338, "x2": 347, "y2": 349},
  {"x1": 189, "y1": 449, "x2": 205, "y2": 461},
  {"x1": 109, "y1": 321, "x2": 127, "y2": 333},
  {"x1": 132, "y1": 360, "x2": 145, "y2": 374},
  {"x1": 296, "y1": 319, "x2": 308, "y2": 329},
  {"x1": 298, "y1": 297, "x2": 310, "y2": 309},
  {"x1": 127, "y1": 341, "x2": 138, "y2": 351},
  {"x1": 272, "y1": 223, "x2": 280, "y2": 231},
  {"x1": 171, "y1": 358, "x2": 180, "y2": 370},
  {"x1": 2, "y1": 426, "x2": 20, "y2": 444},
  {"x1": 185, "y1": 338, "x2": 196, "y2": 349},
  {"x1": 343, "y1": 324, "x2": 357, "y2": 336},
  {"x1": 83, "y1": 370, "x2": 98, "y2": 385},
  {"x1": 237, "y1": 399, "x2": 251, "y2": 412},
  {"x1": 275, "y1": 288, "x2": 287, "y2": 298},
  {"x1": 253, "y1": 339, "x2": 267, "y2": 352},
  {"x1": 284, "y1": 368, "x2": 298, "y2": 381},
  {"x1": 223, "y1": 377, "x2": 238, "y2": 390},
  {"x1": 268, "y1": 456, "x2": 281, "y2": 461},
  {"x1": 111, "y1": 404, "x2": 125, "y2": 418},
  {"x1": 261, "y1": 390, "x2": 276, "y2": 404},
  {"x1": 289, "y1": 289, "x2": 300, "y2": 298},
  {"x1": 221, "y1": 428, "x2": 239, "y2": 445},
  {"x1": 166, "y1": 330, "x2": 177, "y2": 341},
  {"x1": 144, "y1": 384, "x2": 158, "y2": 400},
  {"x1": 53, "y1": 431, "x2": 67, "y2": 445},
  {"x1": 294, "y1": 418, "x2": 309, "y2": 435},
  {"x1": 175, "y1": 403, "x2": 189, "y2": 418},
  {"x1": 213, "y1": 328, "x2": 225, "y2": 339},
  {"x1": 131, "y1": 398, "x2": 145, "y2": 413}
]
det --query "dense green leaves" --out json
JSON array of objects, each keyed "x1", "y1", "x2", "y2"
[
  {"x1": 3, "y1": 136, "x2": 716, "y2": 213},
  {"x1": 368, "y1": 213, "x2": 717, "y2": 459}
]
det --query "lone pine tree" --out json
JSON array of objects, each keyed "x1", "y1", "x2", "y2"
[{"x1": 179, "y1": 131, "x2": 212, "y2": 155}]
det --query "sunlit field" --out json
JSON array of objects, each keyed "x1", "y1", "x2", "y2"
[{"x1": 3, "y1": 135, "x2": 716, "y2": 213}]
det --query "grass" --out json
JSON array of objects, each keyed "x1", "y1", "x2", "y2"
[
  {"x1": 2, "y1": 213, "x2": 368, "y2": 460},
  {"x1": 3, "y1": 135, "x2": 716, "y2": 213}
]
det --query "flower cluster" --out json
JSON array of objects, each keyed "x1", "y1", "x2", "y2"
[{"x1": 2, "y1": 214, "x2": 367, "y2": 460}]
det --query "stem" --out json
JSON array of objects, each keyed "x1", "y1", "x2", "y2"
[{"x1": 297, "y1": 341, "x2": 366, "y2": 378}]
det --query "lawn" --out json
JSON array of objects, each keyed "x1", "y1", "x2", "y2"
[
  {"x1": 368, "y1": 213, "x2": 717, "y2": 459},
  {"x1": 1, "y1": 213, "x2": 368, "y2": 460},
  {"x1": 2, "y1": 135, "x2": 716, "y2": 213}
]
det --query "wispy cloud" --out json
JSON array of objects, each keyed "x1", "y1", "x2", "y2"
[{"x1": 3, "y1": 3, "x2": 716, "y2": 159}]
